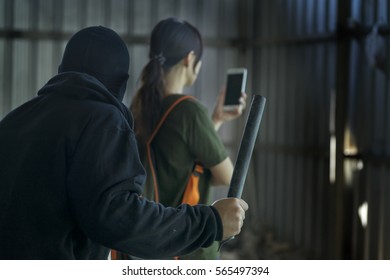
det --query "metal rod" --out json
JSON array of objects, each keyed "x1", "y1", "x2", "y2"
[{"x1": 227, "y1": 94, "x2": 266, "y2": 198}]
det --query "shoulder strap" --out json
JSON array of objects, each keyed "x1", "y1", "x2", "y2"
[{"x1": 146, "y1": 95, "x2": 195, "y2": 203}]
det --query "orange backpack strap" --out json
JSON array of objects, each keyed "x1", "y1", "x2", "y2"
[{"x1": 147, "y1": 95, "x2": 196, "y2": 203}]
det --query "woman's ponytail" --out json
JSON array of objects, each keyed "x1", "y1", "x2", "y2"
[{"x1": 131, "y1": 58, "x2": 165, "y2": 147}]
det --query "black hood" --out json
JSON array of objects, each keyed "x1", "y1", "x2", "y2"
[{"x1": 58, "y1": 26, "x2": 129, "y2": 101}]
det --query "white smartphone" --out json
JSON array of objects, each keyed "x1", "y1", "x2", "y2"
[{"x1": 223, "y1": 68, "x2": 247, "y2": 110}]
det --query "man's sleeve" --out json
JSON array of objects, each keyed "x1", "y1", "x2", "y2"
[{"x1": 66, "y1": 111, "x2": 223, "y2": 259}]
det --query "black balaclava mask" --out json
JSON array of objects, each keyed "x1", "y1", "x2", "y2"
[{"x1": 58, "y1": 26, "x2": 129, "y2": 101}]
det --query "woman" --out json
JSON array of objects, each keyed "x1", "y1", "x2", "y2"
[{"x1": 131, "y1": 18, "x2": 246, "y2": 259}]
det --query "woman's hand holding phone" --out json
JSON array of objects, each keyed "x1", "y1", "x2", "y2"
[{"x1": 212, "y1": 87, "x2": 247, "y2": 131}]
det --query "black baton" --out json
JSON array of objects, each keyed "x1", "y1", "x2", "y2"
[
  {"x1": 228, "y1": 94, "x2": 266, "y2": 198},
  {"x1": 219, "y1": 94, "x2": 266, "y2": 248}
]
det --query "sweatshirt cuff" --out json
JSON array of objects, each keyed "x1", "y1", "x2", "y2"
[{"x1": 209, "y1": 206, "x2": 223, "y2": 241}]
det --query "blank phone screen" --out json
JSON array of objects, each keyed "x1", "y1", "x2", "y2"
[{"x1": 224, "y1": 73, "x2": 244, "y2": 106}]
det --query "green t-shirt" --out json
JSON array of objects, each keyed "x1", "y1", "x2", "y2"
[{"x1": 142, "y1": 94, "x2": 227, "y2": 259}]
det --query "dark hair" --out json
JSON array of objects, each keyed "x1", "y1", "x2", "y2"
[{"x1": 131, "y1": 17, "x2": 203, "y2": 147}]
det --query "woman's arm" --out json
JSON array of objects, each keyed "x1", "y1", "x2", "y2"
[{"x1": 209, "y1": 157, "x2": 234, "y2": 186}]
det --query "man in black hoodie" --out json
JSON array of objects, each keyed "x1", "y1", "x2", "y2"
[{"x1": 0, "y1": 26, "x2": 248, "y2": 259}]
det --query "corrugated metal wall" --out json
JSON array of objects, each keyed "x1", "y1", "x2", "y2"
[
  {"x1": 346, "y1": 0, "x2": 390, "y2": 260},
  {"x1": 240, "y1": 0, "x2": 338, "y2": 260},
  {"x1": 240, "y1": 0, "x2": 390, "y2": 260},
  {"x1": 1, "y1": 0, "x2": 389, "y2": 260}
]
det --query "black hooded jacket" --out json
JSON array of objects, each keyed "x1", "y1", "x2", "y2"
[{"x1": 0, "y1": 27, "x2": 222, "y2": 259}]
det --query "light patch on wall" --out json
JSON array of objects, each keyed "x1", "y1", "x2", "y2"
[
  {"x1": 329, "y1": 135, "x2": 336, "y2": 184},
  {"x1": 344, "y1": 124, "x2": 358, "y2": 156},
  {"x1": 329, "y1": 90, "x2": 336, "y2": 184},
  {"x1": 358, "y1": 201, "x2": 368, "y2": 228}
]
